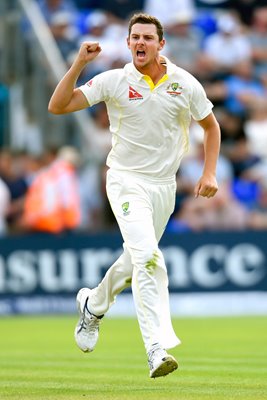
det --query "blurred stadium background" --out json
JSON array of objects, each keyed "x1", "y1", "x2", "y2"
[{"x1": 0, "y1": 0, "x2": 267, "y2": 318}]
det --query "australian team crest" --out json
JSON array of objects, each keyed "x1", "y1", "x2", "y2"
[
  {"x1": 171, "y1": 83, "x2": 179, "y2": 91},
  {"x1": 122, "y1": 201, "x2": 130, "y2": 216},
  {"x1": 166, "y1": 82, "x2": 182, "y2": 96}
]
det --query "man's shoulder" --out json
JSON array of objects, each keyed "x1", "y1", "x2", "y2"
[
  {"x1": 165, "y1": 58, "x2": 206, "y2": 98},
  {"x1": 92, "y1": 67, "x2": 128, "y2": 85},
  {"x1": 168, "y1": 60, "x2": 197, "y2": 81},
  {"x1": 165, "y1": 56, "x2": 195, "y2": 79},
  {"x1": 95, "y1": 68, "x2": 125, "y2": 79}
]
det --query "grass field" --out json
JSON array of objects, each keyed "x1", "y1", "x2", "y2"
[{"x1": 0, "y1": 315, "x2": 266, "y2": 400}]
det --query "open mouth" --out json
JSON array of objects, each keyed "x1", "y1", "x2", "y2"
[{"x1": 136, "y1": 50, "x2": 146, "y2": 59}]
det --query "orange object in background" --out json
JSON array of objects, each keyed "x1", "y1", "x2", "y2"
[{"x1": 23, "y1": 147, "x2": 81, "y2": 234}]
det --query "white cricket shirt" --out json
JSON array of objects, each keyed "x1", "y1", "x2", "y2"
[{"x1": 79, "y1": 56, "x2": 213, "y2": 179}]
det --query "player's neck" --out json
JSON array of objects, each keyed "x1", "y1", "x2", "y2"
[{"x1": 135, "y1": 56, "x2": 166, "y2": 85}]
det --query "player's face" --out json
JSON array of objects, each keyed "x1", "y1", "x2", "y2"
[{"x1": 127, "y1": 23, "x2": 165, "y2": 70}]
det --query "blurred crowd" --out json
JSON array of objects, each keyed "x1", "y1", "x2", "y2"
[{"x1": 2, "y1": 0, "x2": 267, "y2": 236}]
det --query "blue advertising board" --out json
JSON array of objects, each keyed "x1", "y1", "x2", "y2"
[{"x1": 0, "y1": 231, "x2": 266, "y2": 315}]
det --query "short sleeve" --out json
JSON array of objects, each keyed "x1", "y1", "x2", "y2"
[
  {"x1": 189, "y1": 76, "x2": 214, "y2": 121},
  {"x1": 78, "y1": 71, "x2": 111, "y2": 106}
]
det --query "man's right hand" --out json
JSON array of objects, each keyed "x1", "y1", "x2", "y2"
[
  {"x1": 48, "y1": 42, "x2": 102, "y2": 115},
  {"x1": 78, "y1": 42, "x2": 102, "y2": 64}
]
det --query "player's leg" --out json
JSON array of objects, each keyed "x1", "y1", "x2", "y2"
[
  {"x1": 150, "y1": 179, "x2": 181, "y2": 350},
  {"x1": 83, "y1": 244, "x2": 133, "y2": 315},
  {"x1": 74, "y1": 246, "x2": 133, "y2": 352},
  {"x1": 106, "y1": 170, "x2": 180, "y2": 376},
  {"x1": 146, "y1": 180, "x2": 180, "y2": 377},
  {"x1": 81, "y1": 174, "x2": 177, "y2": 321}
]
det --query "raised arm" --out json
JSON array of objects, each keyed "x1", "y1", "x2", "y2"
[
  {"x1": 194, "y1": 112, "x2": 221, "y2": 198},
  {"x1": 48, "y1": 42, "x2": 102, "y2": 115}
]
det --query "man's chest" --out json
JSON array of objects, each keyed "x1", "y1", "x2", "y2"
[{"x1": 108, "y1": 79, "x2": 190, "y2": 119}]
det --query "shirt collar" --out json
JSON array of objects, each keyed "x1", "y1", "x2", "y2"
[{"x1": 124, "y1": 56, "x2": 176, "y2": 81}]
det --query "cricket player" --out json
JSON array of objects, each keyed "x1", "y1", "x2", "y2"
[{"x1": 48, "y1": 13, "x2": 220, "y2": 378}]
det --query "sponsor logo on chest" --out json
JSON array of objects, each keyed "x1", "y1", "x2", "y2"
[
  {"x1": 128, "y1": 82, "x2": 183, "y2": 101},
  {"x1": 128, "y1": 86, "x2": 143, "y2": 101}
]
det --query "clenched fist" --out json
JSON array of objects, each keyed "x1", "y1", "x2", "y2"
[{"x1": 77, "y1": 41, "x2": 102, "y2": 64}]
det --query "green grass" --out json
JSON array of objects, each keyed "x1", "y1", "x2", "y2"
[{"x1": 0, "y1": 315, "x2": 267, "y2": 400}]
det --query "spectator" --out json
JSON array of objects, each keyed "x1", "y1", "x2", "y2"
[
  {"x1": 174, "y1": 175, "x2": 267, "y2": 233},
  {"x1": 169, "y1": 183, "x2": 249, "y2": 232},
  {"x1": 200, "y1": 12, "x2": 251, "y2": 79},
  {"x1": 78, "y1": 103, "x2": 113, "y2": 231},
  {"x1": 164, "y1": 11, "x2": 204, "y2": 76},
  {"x1": 0, "y1": 177, "x2": 11, "y2": 236},
  {"x1": 144, "y1": 0, "x2": 196, "y2": 26},
  {"x1": 79, "y1": 10, "x2": 130, "y2": 79},
  {"x1": 193, "y1": 9, "x2": 217, "y2": 39},
  {"x1": 230, "y1": 0, "x2": 267, "y2": 27},
  {"x1": 0, "y1": 149, "x2": 29, "y2": 233},
  {"x1": 22, "y1": 146, "x2": 81, "y2": 234},
  {"x1": 37, "y1": 0, "x2": 79, "y2": 25},
  {"x1": 49, "y1": 10, "x2": 80, "y2": 63},
  {"x1": 248, "y1": 6, "x2": 267, "y2": 84},
  {"x1": 244, "y1": 102, "x2": 267, "y2": 159},
  {"x1": 78, "y1": 160, "x2": 104, "y2": 232},
  {"x1": 87, "y1": 103, "x2": 112, "y2": 163},
  {"x1": 243, "y1": 157, "x2": 267, "y2": 189},
  {"x1": 218, "y1": 109, "x2": 246, "y2": 164},
  {"x1": 173, "y1": 130, "x2": 233, "y2": 223},
  {"x1": 204, "y1": 59, "x2": 266, "y2": 117},
  {"x1": 215, "y1": 109, "x2": 260, "y2": 179},
  {"x1": 177, "y1": 136, "x2": 234, "y2": 196},
  {"x1": 248, "y1": 183, "x2": 267, "y2": 229}
]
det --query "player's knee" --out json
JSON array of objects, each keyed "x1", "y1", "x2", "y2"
[{"x1": 134, "y1": 247, "x2": 164, "y2": 274}]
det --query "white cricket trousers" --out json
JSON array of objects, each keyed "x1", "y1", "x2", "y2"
[{"x1": 88, "y1": 169, "x2": 181, "y2": 352}]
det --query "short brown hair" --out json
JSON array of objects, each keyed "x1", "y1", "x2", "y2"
[{"x1": 128, "y1": 13, "x2": 164, "y2": 41}]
